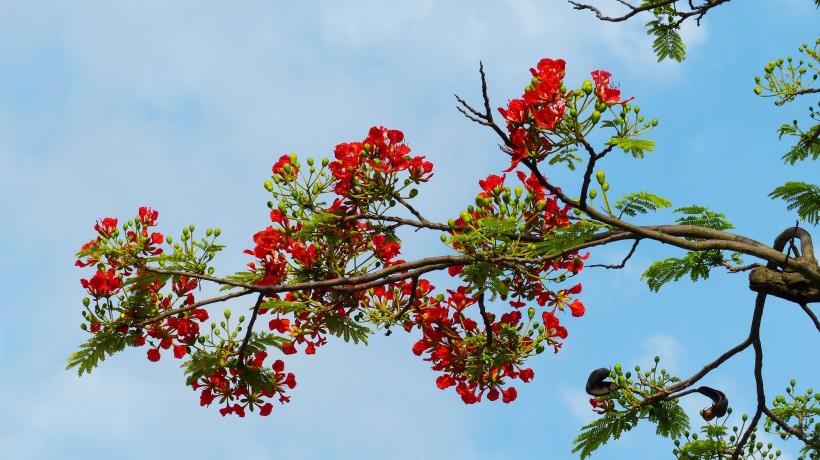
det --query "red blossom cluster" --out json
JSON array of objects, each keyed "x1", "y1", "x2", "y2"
[
  {"x1": 192, "y1": 351, "x2": 296, "y2": 417},
  {"x1": 328, "y1": 126, "x2": 433, "y2": 201},
  {"x1": 76, "y1": 57, "x2": 610, "y2": 415}
]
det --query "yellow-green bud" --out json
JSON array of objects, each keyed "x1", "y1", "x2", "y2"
[
  {"x1": 581, "y1": 80, "x2": 593, "y2": 95},
  {"x1": 264, "y1": 180, "x2": 274, "y2": 192},
  {"x1": 591, "y1": 110, "x2": 601, "y2": 124},
  {"x1": 589, "y1": 189, "x2": 597, "y2": 199},
  {"x1": 595, "y1": 170, "x2": 605, "y2": 185}
]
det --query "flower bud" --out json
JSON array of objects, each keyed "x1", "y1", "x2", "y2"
[
  {"x1": 581, "y1": 80, "x2": 593, "y2": 95},
  {"x1": 595, "y1": 170, "x2": 606, "y2": 185},
  {"x1": 527, "y1": 307, "x2": 536, "y2": 319},
  {"x1": 322, "y1": 158, "x2": 329, "y2": 167},
  {"x1": 440, "y1": 234, "x2": 447, "y2": 243},
  {"x1": 408, "y1": 188, "x2": 418, "y2": 198},
  {"x1": 224, "y1": 309, "x2": 231, "y2": 319},
  {"x1": 589, "y1": 189, "x2": 597, "y2": 199},
  {"x1": 460, "y1": 211, "x2": 472, "y2": 224},
  {"x1": 602, "y1": 182, "x2": 609, "y2": 192},
  {"x1": 306, "y1": 157, "x2": 314, "y2": 166},
  {"x1": 591, "y1": 110, "x2": 601, "y2": 124},
  {"x1": 264, "y1": 180, "x2": 274, "y2": 191},
  {"x1": 82, "y1": 298, "x2": 91, "y2": 307}
]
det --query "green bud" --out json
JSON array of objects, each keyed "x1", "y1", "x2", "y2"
[
  {"x1": 531, "y1": 77, "x2": 540, "y2": 85},
  {"x1": 166, "y1": 235, "x2": 173, "y2": 244},
  {"x1": 408, "y1": 188, "x2": 418, "y2": 198},
  {"x1": 448, "y1": 219, "x2": 456, "y2": 229},
  {"x1": 322, "y1": 158, "x2": 329, "y2": 167},
  {"x1": 535, "y1": 344, "x2": 546, "y2": 354},
  {"x1": 527, "y1": 307, "x2": 536, "y2": 320},
  {"x1": 307, "y1": 157, "x2": 314, "y2": 166},
  {"x1": 440, "y1": 234, "x2": 447, "y2": 243},
  {"x1": 651, "y1": 118, "x2": 658, "y2": 127},
  {"x1": 581, "y1": 80, "x2": 593, "y2": 95},
  {"x1": 591, "y1": 110, "x2": 601, "y2": 124},
  {"x1": 264, "y1": 180, "x2": 274, "y2": 192},
  {"x1": 206, "y1": 228, "x2": 213, "y2": 237},
  {"x1": 514, "y1": 186, "x2": 523, "y2": 198},
  {"x1": 595, "y1": 170, "x2": 606, "y2": 185},
  {"x1": 278, "y1": 202, "x2": 288, "y2": 213},
  {"x1": 633, "y1": 105, "x2": 640, "y2": 114},
  {"x1": 460, "y1": 211, "x2": 472, "y2": 224},
  {"x1": 536, "y1": 200, "x2": 547, "y2": 211},
  {"x1": 614, "y1": 363, "x2": 622, "y2": 374},
  {"x1": 81, "y1": 323, "x2": 88, "y2": 330},
  {"x1": 569, "y1": 108, "x2": 578, "y2": 118},
  {"x1": 602, "y1": 182, "x2": 610, "y2": 192},
  {"x1": 224, "y1": 309, "x2": 231, "y2": 319},
  {"x1": 588, "y1": 189, "x2": 597, "y2": 199},
  {"x1": 754, "y1": 86, "x2": 762, "y2": 95},
  {"x1": 82, "y1": 298, "x2": 91, "y2": 307}
]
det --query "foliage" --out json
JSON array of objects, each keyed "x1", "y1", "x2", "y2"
[{"x1": 769, "y1": 182, "x2": 820, "y2": 227}]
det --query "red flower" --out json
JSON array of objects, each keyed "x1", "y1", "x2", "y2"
[
  {"x1": 269, "y1": 317, "x2": 291, "y2": 333},
  {"x1": 569, "y1": 299, "x2": 586, "y2": 317},
  {"x1": 501, "y1": 386, "x2": 518, "y2": 403},
  {"x1": 80, "y1": 268, "x2": 122, "y2": 299},
  {"x1": 590, "y1": 70, "x2": 634, "y2": 105},
  {"x1": 138, "y1": 207, "x2": 159, "y2": 226},
  {"x1": 94, "y1": 217, "x2": 118, "y2": 238},
  {"x1": 478, "y1": 174, "x2": 505, "y2": 198},
  {"x1": 147, "y1": 348, "x2": 161, "y2": 362},
  {"x1": 436, "y1": 374, "x2": 456, "y2": 389},
  {"x1": 259, "y1": 403, "x2": 273, "y2": 416},
  {"x1": 172, "y1": 344, "x2": 186, "y2": 359}
]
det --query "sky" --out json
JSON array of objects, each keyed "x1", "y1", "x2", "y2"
[{"x1": 0, "y1": 1, "x2": 818, "y2": 459}]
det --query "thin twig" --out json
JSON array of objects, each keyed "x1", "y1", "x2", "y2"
[
  {"x1": 386, "y1": 276, "x2": 419, "y2": 336},
  {"x1": 720, "y1": 261, "x2": 763, "y2": 273},
  {"x1": 588, "y1": 240, "x2": 639, "y2": 269},
  {"x1": 236, "y1": 292, "x2": 265, "y2": 365},
  {"x1": 799, "y1": 302, "x2": 820, "y2": 333},
  {"x1": 478, "y1": 292, "x2": 493, "y2": 349}
]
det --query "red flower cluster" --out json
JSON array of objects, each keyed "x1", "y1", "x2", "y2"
[
  {"x1": 328, "y1": 126, "x2": 432, "y2": 203},
  {"x1": 192, "y1": 351, "x2": 296, "y2": 417},
  {"x1": 80, "y1": 268, "x2": 122, "y2": 299},
  {"x1": 498, "y1": 58, "x2": 569, "y2": 171}
]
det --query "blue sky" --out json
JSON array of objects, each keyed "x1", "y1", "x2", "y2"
[{"x1": 0, "y1": 1, "x2": 818, "y2": 459}]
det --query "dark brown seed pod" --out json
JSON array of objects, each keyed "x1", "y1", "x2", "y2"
[{"x1": 586, "y1": 368, "x2": 619, "y2": 396}]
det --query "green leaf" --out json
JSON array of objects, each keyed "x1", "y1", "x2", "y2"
[
  {"x1": 605, "y1": 137, "x2": 656, "y2": 158},
  {"x1": 674, "y1": 206, "x2": 734, "y2": 231},
  {"x1": 573, "y1": 410, "x2": 640, "y2": 459},
  {"x1": 646, "y1": 20, "x2": 686, "y2": 62},
  {"x1": 259, "y1": 298, "x2": 307, "y2": 314},
  {"x1": 647, "y1": 400, "x2": 689, "y2": 438},
  {"x1": 324, "y1": 313, "x2": 372, "y2": 345},
  {"x1": 641, "y1": 250, "x2": 724, "y2": 292},
  {"x1": 615, "y1": 191, "x2": 673, "y2": 218},
  {"x1": 528, "y1": 223, "x2": 597, "y2": 256},
  {"x1": 769, "y1": 181, "x2": 820, "y2": 225},
  {"x1": 220, "y1": 271, "x2": 262, "y2": 291},
  {"x1": 66, "y1": 332, "x2": 129, "y2": 376},
  {"x1": 779, "y1": 123, "x2": 820, "y2": 165}
]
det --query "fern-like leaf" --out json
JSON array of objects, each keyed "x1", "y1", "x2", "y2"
[
  {"x1": 641, "y1": 250, "x2": 724, "y2": 292},
  {"x1": 615, "y1": 191, "x2": 673, "y2": 218},
  {"x1": 605, "y1": 137, "x2": 656, "y2": 158},
  {"x1": 66, "y1": 332, "x2": 129, "y2": 376},
  {"x1": 778, "y1": 123, "x2": 820, "y2": 165},
  {"x1": 646, "y1": 20, "x2": 686, "y2": 62},
  {"x1": 573, "y1": 410, "x2": 640, "y2": 459},
  {"x1": 769, "y1": 181, "x2": 820, "y2": 225},
  {"x1": 648, "y1": 400, "x2": 690, "y2": 438},
  {"x1": 528, "y1": 223, "x2": 597, "y2": 256},
  {"x1": 674, "y1": 206, "x2": 734, "y2": 231}
]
